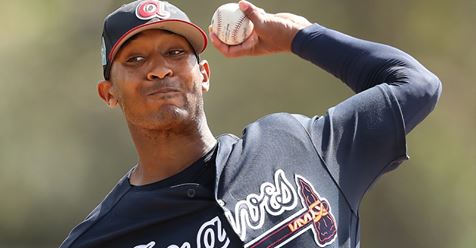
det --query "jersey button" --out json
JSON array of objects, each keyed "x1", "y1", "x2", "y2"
[
  {"x1": 217, "y1": 199, "x2": 226, "y2": 207},
  {"x1": 187, "y1": 188, "x2": 196, "y2": 198}
]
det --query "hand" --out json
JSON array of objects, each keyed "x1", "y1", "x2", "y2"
[{"x1": 209, "y1": 0, "x2": 312, "y2": 57}]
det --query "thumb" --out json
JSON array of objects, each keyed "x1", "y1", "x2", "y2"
[{"x1": 239, "y1": 0, "x2": 265, "y2": 26}]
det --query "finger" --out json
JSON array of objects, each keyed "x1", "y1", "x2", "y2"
[
  {"x1": 238, "y1": 0, "x2": 265, "y2": 27},
  {"x1": 209, "y1": 32, "x2": 245, "y2": 58},
  {"x1": 224, "y1": 34, "x2": 258, "y2": 57},
  {"x1": 210, "y1": 32, "x2": 258, "y2": 58},
  {"x1": 208, "y1": 30, "x2": 230, "y2": 53}
]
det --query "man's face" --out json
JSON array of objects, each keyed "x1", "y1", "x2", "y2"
[{"x1": 99, "y1": 29, "x2": 210, "y2": 132}]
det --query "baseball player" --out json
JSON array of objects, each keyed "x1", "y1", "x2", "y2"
[{"x1": 60, "y1": 0, "x2": 441, "y2": 247}]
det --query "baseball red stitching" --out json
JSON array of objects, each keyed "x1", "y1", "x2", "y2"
[
  {"x1": 217, "y1": 10, "x2": 223, "y2": 38},
  {"x1": 232, "y1": 14, "x2": 247, "y2": 44}
]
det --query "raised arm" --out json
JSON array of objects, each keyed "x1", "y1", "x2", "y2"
[
  {"x1": 209, "y1": 0, "x2": 442, "y2": 134},
  {"x1": 291, "y1": 25, "x2": 442, "y2": 133},
  {"x1": 210, "y1": 1, "x2": 442, "y2": 210}
]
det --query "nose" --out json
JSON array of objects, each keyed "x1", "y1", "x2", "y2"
[{"x1": 146, "y1": 57, "x2": 173, "y2": 80}]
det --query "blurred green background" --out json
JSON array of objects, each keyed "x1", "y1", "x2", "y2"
[{"x1": 0, "y1": 0, "x2": 474, "y2": 247}]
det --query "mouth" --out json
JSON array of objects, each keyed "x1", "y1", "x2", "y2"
[{"x1": 147, "y1": 87, "x2": 181, "y2": 96}]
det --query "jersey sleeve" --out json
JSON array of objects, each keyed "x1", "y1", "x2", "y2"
[{"x1": 290, "y1": 24, "x2": 442, "y2": 211}]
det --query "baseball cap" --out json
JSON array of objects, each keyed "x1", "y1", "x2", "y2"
[{"x1": 101, "y1": 0, "x2": 208, "y2": 80}]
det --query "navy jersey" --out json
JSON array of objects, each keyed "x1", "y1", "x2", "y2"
[{"x1": 61, "y1": 24, "x2": 441, "y2": 248}]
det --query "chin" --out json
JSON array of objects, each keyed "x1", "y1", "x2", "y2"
[
  {"x1": 124, "y1": 97, "x2": 202, "y2": 133},
  {"x1": 143, "y1": 106, "x2": 194, "y2": 132}
]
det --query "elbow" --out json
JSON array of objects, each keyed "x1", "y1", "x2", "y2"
[
  {"x1": 393, "y1": 67, "x2": 443, "y2": 133},
  {"x1": 423, "y1": 71, "x2": 442, "y2": 112},
  {"x1": 407, "y1": 65, "x2": 442, "y2": 112}
]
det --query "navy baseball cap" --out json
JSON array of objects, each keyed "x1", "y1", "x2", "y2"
[{"x1": 101, "y1": 0, "x2": 208, "y2": 80}]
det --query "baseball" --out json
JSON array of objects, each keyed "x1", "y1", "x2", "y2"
[{"x1": 211, "y1": 3, "x2": 254, "y2": 45}]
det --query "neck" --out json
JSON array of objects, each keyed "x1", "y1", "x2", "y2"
[{"x1": 128, "y1": 117, "x2": 216, "y2": 186}]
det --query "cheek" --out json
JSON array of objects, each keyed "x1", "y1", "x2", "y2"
[
  {"x1": 188, "y1": 68, "x2": 205, "y2": 92},
  {"x1": 187, "y1": 76, "x2": 205, "y2": 99},
  {"x1": 111, "y1": 70, "x2": 142, "y2": 101}
]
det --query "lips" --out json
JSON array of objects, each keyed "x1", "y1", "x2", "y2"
[{"x1": 146, "y1": 87, "x2": 181, "y2": 96}]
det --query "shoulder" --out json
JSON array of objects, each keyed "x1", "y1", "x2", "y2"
[
  {"x1": 246, "y1": 112, "x2": 318, "y2": 130},
  {"x1": 217, "y1": 113, "x2": 321, "y2": 150},
  {"x1": 217, "y1": 113, "x2": 321, "y2": 144}
]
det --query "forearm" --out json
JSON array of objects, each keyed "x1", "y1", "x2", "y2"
[{"x1": 291, "y1": 24, "x2": 442, "y2": 133}]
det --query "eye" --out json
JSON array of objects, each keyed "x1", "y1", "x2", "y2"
[
  {"x1": 126, "y1": 55, "x2": 145, "y2": 64},
  {"x1": 167, "y1": 49, "x2": 185, "y2": 57}
]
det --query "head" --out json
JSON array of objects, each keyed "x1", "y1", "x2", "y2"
[{"x1": 97, "y1": 0, "x2": 211, "y2": 132}]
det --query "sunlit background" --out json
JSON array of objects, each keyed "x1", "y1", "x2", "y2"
[{"x1": 0, "y1": 0, "x2": 474, "y2": 247}]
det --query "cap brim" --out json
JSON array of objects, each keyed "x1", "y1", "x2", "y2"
[{"x1": 108, "y1": 19, "x2": 207, "y2": 61}]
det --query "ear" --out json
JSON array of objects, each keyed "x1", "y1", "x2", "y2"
[
  {"x1": 97, "y1": 80, "x2": 119, "y2": 108},
  {"x1": 199, "y1": 60, "x2": 211, "y2": 93}
]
